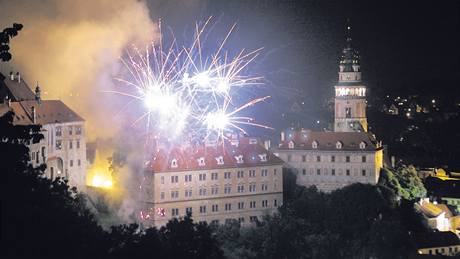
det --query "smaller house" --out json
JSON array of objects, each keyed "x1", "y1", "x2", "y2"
[{"x1": 417, "y1": 198, "x2": 453, "y2": 232}]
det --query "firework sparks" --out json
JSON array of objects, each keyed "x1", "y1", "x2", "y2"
[{"x1": 111, "y1": 18, "x2": 271, "y2": 144}]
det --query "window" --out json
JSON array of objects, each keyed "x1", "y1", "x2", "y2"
[
  {"x1": 261, "y1": 183, "x2": 268, "y2": 191},
  {"x1": 262, "y1": 200, "x2": 268, "y2": 207},
  {"x1": 70, "y1": 160, "x2": 73, "y2": 167},
  {"x1": 237, "y1": 185, "x2": 244, "y2": 193},
  {"x1": 211, "y1": 220, "x2": 220, "y2": 225},
  {"x1": 235, "y1": 155, "x2": 244, "y2": 163},
  {"x1": 198, "y1": 157, "x2": 205, "y2": 166},
  {"x1": 250, "y1": 216, "x2": 258, "y2": 223},
  {"x1": 336, "y1": 141, "x2": 343, "y2": 149},
  {"x1": 56, "y1": 126, "x2": 62, "y2": 136},
  {"x1": 274, "y1": 199, "x2": 278, "y2": 207},
  {"x1": 56, "y1": 140, "x2": 62, "y2": 150},
  {"x1": 259, "y1": 153, "x2": 267, "y2": 162},
  {"x1": 211, "y1": 186, "x2": 218, "y2": 195},
  {"x1": 346, "y1": 156, "x2": 350, "y2": 163},
  {"x1": 212, "y1": 204, "x2": 219, "y2": 212},
  {"x1": 362, "y1": 156, "x2": 366, "y2": 163},
  {"x1": 249, "y1": 201, "x2": 256, "y2": 208},
  {"x1": 216, "y1": 156, "x2": 224, "y2": 165},
  {"x1": 332, "y1": 169, "x2": 336, "y2": 176},
  {"x1": 287, "y1": 154, "x2": 292, "y2": 162},
  {"x1": 75, "y1": 126, "x2": 82, "y2": 135},
  {"x1": 186, "y1": 207, "x2": 192, "y2": 214},
  {"x1": 68, "y1": 126, "x2": 73, "y2": 135},
  {"x1": 199, "y1": 173, "x2": 206, "y2": 181},
  {"x1": 76, "y1": 140, "x2": 80, "y2": 149},
  {"x1": 171, "y1": 208, "x2": 179, "y2": 216},
  {"x1": 345, "y1": 107, "x2": 351, "y2": 118},
  {"x1": 316, "y1": 156, "x2": 321, "y2": 162},
  {"x1": 312, "y1": 141, "x2": 318, "y2": 149},
  {"x1": 249, "y1": 183, "x2": 256, "y2": 192},
  {"x1": 160, "y1": 191, "x2": 164, "y2": 199},
  {"x1": 199, "y1": 206, "x2": 206, "y2": 213},
  {"x1": 261, "y1": 169, "x2": 268, "y2": 177},
  {"x1": 362, "y1": 169, "x2": 366, "y2": 176},
  {"x1": 211, "y1": 172, "x2": 218, "y2": 180},
  {"x1": 171, "y1": 159, "x2": 178, "y2": 168},
  {"x1": 171, "y1": 191, "x2": 179, "y2": 199},
  {"x1": 185, "y1": 189, "x2": 192, "y2": 197},
  {"x1": 237, "y1": 170, "x2": 244, "y2": 178},
  {"x1": 32, "y1": 151, "x2": 36, "y2": 161},
  {"x1": 274, "y1": 169, "x2": 277, "y2": 175},
  {"x1": 238, "y1": 217, "x2": 245, "y2": 224},
  {"x1": 69, "y1": 140, "x2": 73, "y2": 149},
  {"x1": 238, "y1": 202, "x2": 244, "y2": 210},
  {"x1": 185, "y1": 174, "x2": 192, "y2": 182},
  {"x1": 77, "y1": 159, "x2": 81, "y2": 166},
  {"x1": 317, "y1": 169, "x2": 321, "y2": 175},
  {"x1": 224, "y1": 172, "x2": 231, "y2": 179},
  {"x1": 225, "y1": 203, "x2": 232, "y2": 211},
  {"x1": 302, "y1": 155, "x2": 306, "y2": 162},
  {"x1": 35, "y1": 151, "x2": 39, "y2": 163},
  {"x1": 50, "y1": 167, "x2": 54, "y2": 179},
  {"x1": 171, "y1": 175, "x2": 179, "y2": 183},
  {"x1": 346, "y1": 169, "x2": 350, "y2": 176},
  {"x1": 160, "y1": 176, "x2": 164, "y2": 184},
  {"x1": 331, "y1": 156, "x2": 335, "y2": 162},
  {"x1": 302, "y1": 169, "x2": 306, "y2": 175},
  {"x1": 249, "y1": 170, "x2": 256, "y2": 177},
  {"x1": 224, "y1": 185, "x2": 231, "y2": 194},
  {"x1": 199, "y1": 188, "x2": 207, "y2": 196}
]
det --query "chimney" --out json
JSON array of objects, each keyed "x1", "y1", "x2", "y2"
[
  {"x1": 31, "y1": 106, "x2": 36, "y2": 124},
  {"x1": 16, "y1": 72, "x2": 21, "y2": 83},
  {"x1": 10, "y1": 71, "x2": 14, "y2": 81},
  {"x1": 280, "y1": 131, "x2": 285, "y2": 142},
  {"x1": 35, "y1": 82, "x2": 41, "y2": 104}
]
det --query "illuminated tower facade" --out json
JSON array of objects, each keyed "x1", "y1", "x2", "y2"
[{"x1": 334, "y1": 24, "x2": 368, "y2": 132}]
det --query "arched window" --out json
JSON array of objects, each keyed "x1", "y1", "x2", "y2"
[
  {"x1": 336, "y1": 141, "x2": 343, "y2": 149},
  {"x1": 198, "y1": 157, "x2": 205, "y2": 166},
  {"x1": 171, "y1": 159, "x2": 178, "y2": 168},
  {"x1": 312, "y1": 141, "x2": 318, "y2": 149}
]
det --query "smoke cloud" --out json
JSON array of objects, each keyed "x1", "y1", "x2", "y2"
[{"x1": 0, "y1": 0, "x2": 157, "y2": 139}]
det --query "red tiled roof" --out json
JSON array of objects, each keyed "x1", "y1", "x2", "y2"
[
  {"x1": 278, "y1": 129, "x2": 381, "y2": 151},
  {"x1": 148, "y1": 138, "x2": 284, "y2": 173},
  {"x1": 0, "y1": 100, "x2": 84, "y2": 125}
]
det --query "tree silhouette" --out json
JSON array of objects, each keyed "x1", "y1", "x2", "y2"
[{"x1": 0, "y1": 23, "x2": 23, "y2": 62}]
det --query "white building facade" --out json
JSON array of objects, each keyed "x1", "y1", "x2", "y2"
[{"x1": 140, "y1": 138, "x2": 284, "y2": 227}]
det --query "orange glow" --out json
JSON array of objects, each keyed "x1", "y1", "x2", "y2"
[{"x1": 86, "y1": 149, "x2": 113, "y2": 189}]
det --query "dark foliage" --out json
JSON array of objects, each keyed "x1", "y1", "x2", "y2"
[
  {"x1": 0, "y1": 23, "x2": 23, "y2": 62},
  {"x1": 1, "y1": 111, "x2": 223, "y2": 258}
]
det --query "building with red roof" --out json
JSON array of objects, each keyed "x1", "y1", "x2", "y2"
[{"x1": 140, "y1": 137, "x2": 284, "y2": 227}]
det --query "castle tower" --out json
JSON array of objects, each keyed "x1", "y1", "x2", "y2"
[{"x1": 334, "y1": 22, "x2": 368, "y2": 132}]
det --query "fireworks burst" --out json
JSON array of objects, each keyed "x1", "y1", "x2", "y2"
[{"x1": 109, "y1": 18, "x2": 272, "y2": 144}]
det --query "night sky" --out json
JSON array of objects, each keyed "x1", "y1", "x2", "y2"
[{"x1": 148, "y1": 0, "x2": 459, "y2": 136}]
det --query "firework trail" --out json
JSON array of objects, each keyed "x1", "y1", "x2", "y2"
[{"x1": 107, "y1": 17, "x2": 272, "y2": 145}]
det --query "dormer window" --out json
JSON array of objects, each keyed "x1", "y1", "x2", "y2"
[
  {"x1": 259, "y1": 153, "x2": 267, "y2": 162},
  {"x1": 288, "y1": 141, "x2": 294, "y2": 149},
  {"x1": 235, "y1": 155, "x2": 244, "y2": 164},
  {"x1": 336, "y1": 141, "x2": 343, "y2": 149},
  {"x1": 359, "y1": 141, "x2": 367, "y2": 149},
  {"x1": 198, "y1": 157, "x2": 205, "y2": 166},
  {"x1": 312, "y1": 141, "x2": 318, "y2": 149},
  {"x1": 215, "y1": 156, "x2": 224, "y2": 165},
  {"x1": 171, "y1": 159, "x2": 178, "y2": 168}
]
